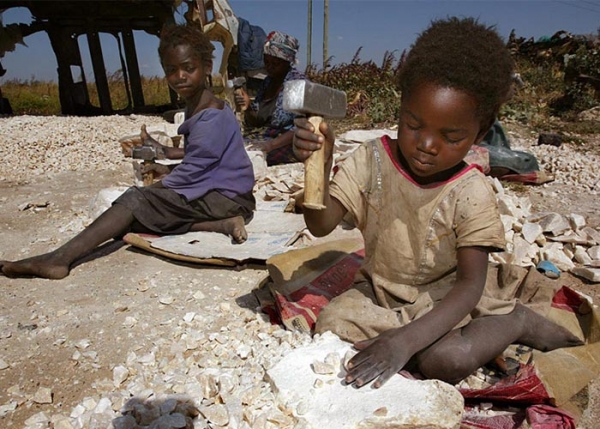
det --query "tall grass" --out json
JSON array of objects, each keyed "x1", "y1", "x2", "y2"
[{"x1": 1, "y1": 73, "x2": 172, "y2": 116}]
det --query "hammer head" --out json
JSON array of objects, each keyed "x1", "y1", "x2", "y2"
[
  {"x1": 226, "y1": 76, "x2": 246, "y2": 89},
  {"x1": 132, "y1": 146, "x2": 157, "y2": 161},
  {"x1": 283, "y1": 80, "x2": 347, "y2": 118}
]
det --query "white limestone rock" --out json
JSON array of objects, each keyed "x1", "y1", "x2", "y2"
[
  {"x1": 549, "y1": 231, "x2": 589, "y2": 245},
  {"x1": 500, "y1": 214, "x2": 517, "y2": 234},
  {"x1": 542, "y1": 243, "x2": 576, "y2": 271},
  {"x1": 588, "y1": 245, "x2": 600, "y2": 261},
  {"x1": 32, "y1": 387, "x2": 53, "y2": 404},
  {"x1": 522, "y1": 222, "x2": 543, "y2": 244},
  {"x1": 582, "y1": 227, "x2": 600, "y2": 245},
  {"x1": 512, "y1": 235, "x2": 538, "y2": 266},
  {"x1": 497, "y1": 195, "x2": 525, "y2": 218},
  {"x1": 571, "y1": 267, "x2": 600, "y2": 283},
  {"x1": 568, "y1": 213, "x2": 586, "y2": 230},
  {"x1": 267, "y1": 331, "x2": 463, "y2": 429},
  {"x1": 534, "y1": 213, "x2": 571, "y2": 236},
  {"x1": 575, "y1": 246, "x2": 593, "y2": 265}
]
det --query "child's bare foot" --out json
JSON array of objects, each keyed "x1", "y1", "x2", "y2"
[
  {"x1": 190, "y1": 216, "x2": 248, "y2": 244},
  {"x1": 515, "y1": 304, "x2": 584, "y2": 351},
  {"x1": 0, "y1": 253, "x2": 70, "y2": 279},
  {"x1": 222, "y1": 216, "x2": 248, "y2": 243}
]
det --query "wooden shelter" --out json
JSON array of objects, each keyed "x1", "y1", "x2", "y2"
[{"x1": 1, "y1": 0, "x2": 179, "y2": 115}]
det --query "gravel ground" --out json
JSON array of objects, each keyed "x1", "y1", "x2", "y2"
[{"x1": 0, "y1": 114, "x2": 599, "y2": 429}]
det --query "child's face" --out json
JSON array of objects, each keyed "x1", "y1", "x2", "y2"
[
  {"x1": 161, "y1": 44, "x2": 210, "y2": 101},
  {"x1": 396, "y1": 82, "x2": 483, "y2": 185}
]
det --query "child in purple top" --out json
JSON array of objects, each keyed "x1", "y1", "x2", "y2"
[{"x1": 0, "y1": 23, "x2": 255, "y2": 280}]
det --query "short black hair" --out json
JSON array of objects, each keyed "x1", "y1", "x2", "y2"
[
  {"x1": 397, "y1": 17, "x2": 514, "y2": 131},
  {"x1": 158, "y1": 22, "x2": 214, "y2": 66}
]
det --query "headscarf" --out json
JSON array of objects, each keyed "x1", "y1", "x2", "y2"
[{"x1": 263, "y1": 31, "x2": 299, "y2": 65}]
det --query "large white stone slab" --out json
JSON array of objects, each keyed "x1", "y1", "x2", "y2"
[{"x1": 267, "y1": 331, "x2": 464, "y2": 429}]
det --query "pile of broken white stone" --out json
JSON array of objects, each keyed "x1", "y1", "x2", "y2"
[{"x1": 489, "y1": 177, "x2": 600, "y2": 282}]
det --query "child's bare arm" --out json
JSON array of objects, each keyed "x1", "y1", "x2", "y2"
[
  {"x1": 293, "y1": 118, "x2": 347, "y2": 236},
  {"x1": 345, "y1": 246, "x2": 489, "y2": 388}
]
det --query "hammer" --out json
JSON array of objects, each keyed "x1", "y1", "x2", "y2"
[{"x1": 283, "y1": 80, "x2": 347, "y2": 210}]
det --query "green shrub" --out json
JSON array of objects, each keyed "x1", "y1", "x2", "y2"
[{"x1": 306, "y1": 48, "x2": 401, "y2": 127}]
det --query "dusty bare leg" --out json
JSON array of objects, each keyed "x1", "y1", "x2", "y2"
[
  {"x1": 416, "y1": 303, "x2": 584, "y2": 384},
  {"x1": 1, "y1": 204, "x2": 134, "y2": 280},
  {"x1": 189, "y1": 216, "x2": 248, "y2": 243}
]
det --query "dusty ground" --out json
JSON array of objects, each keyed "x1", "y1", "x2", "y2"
[
  {"x1": 0, "y1": 166, "x2": 279, "y2": 428},
  {"x1": 0, "y1": 116, "x2": 599, "y2": 428}
]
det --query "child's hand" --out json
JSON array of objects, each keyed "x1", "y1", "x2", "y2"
[
  {"x1": 292, "y1": 117, "x2": 335, "y2": 163},
  {"x1": 140, "y1": 124, "x2": 166, "y2": 160},
  {"x1": 141, "y1": 163, "x2": 171, "y2": 176},
  {"x1": 345, "y1": 328, "x2": 414, "y2": 389},
  {"x1": 234, "y1": 88, "x2": 250, "y2": 110}
]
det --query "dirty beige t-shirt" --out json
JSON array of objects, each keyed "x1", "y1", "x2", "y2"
[{"x1": 329, "y1": 136, "x2": 513, "y2": 325}]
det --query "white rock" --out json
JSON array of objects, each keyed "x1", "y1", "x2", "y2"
[
  {"x1": 500, "y1": 214, "x2": 516, "y2": 234},
  {"x1": 32, "y1": 386, "x2": 53, "y2": 404},
  {"x1": 123, "y1": 316, "x2": 137, "y2": 328},
  {"x1": 266, "y1": 332, "x2": 463, "y2": 429},
  {"x1": 575, "y1": 246, "x2": 593, "y2": 265},
  {"x1": 497, "y1": 196, "x2": 523, "y2": 218},
  {"x1": 512, "y1": 235, "x2": 537, "y2": 266},
  {"x1": 50, "y1": 416, "x2": 74, "y2": 429},
  {"x1": 75, "y1": 339, "x2": 91, "y2": 349},
  {"x1": 542, "y1": 243, "x2": 576, "y2": 271},
  {"x1": 311, "y1": 359, "x2": 336, "y2": 375},
  {"x1": 0, "y1": 401, "x2": 17, "y2": 417},
  {"x1": 535, "y1": 213, "x2": 571, "y2": 236},
  {"x1": 571, "y1": 267, "x2": 600, "y2": 283},
  {"x1": 582, "y1": 227, "x2": 600, "y2": 245},
  {"x1": 24, "y1": 411, "x2": 49, "y2": 425},
  {"x1": 549, "y1": 231, "x2": 589, "y2": 245},
  {"x1": 568, "y1": 213, "x2": 586, "y2": 230},
  {"x1": 521, "y1": 222, "x2": 543, "y2": 244},
  {"x1": 588, "y1": 245, "x2": 600, "y2": 261},
  {"x1": 113, "y1": 365, "x2": 129, "y2": 387},
  {"x1": 0, "y1": 357, "x2": 9, "y2": 370},
  {"x1": 158, "y1": 295, "x2": 175, "y2": 305},
  {"x1": 199, "y1": 403, "x2": 229, "y2": 426}
]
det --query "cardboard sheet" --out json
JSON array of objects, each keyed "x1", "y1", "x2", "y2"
[{"x1": 124, "y1": 208, "x2": 307, "y2": 265}]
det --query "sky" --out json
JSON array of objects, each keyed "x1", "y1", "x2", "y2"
[{"x1": 1, "y1": 0, "x2": 599, "y2": 83}]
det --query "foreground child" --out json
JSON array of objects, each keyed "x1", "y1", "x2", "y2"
[
  {"x1": 1, "y1": 23, "x2": 255, "y2": 280},
  {"x1": 292, "y1": 17, "x2": 582, "y2": 388}
]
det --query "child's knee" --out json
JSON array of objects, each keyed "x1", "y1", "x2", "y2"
[{"x1": 417, "y1": 346, "x2": 479, "y2": 384}]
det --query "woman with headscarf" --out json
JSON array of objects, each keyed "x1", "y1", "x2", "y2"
[{"x1": 234, "y1": 30, "x2": 308, "y2": 165}]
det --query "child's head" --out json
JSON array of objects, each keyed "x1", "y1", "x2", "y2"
[
  {"x1": 397, "y1": 17, "x2": 514, "y2": 133},
  {"x1": 158, "y1": 23, "x2": 214, "y2": 67},
  {"x1": 158, "y1": 23, "x2": 215, "y2": 101}
]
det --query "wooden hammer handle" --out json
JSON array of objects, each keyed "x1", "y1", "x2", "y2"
[{"x1": 303, "y1": 116, "x2": 327, "y2": 210}]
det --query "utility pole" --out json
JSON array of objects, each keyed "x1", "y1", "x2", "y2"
[
  {"x1": 323, "y1": 0, "x2": 329, "y2": 69},
  {"x1": 307, "y1": 0, "x2": 312, "y2": 68}
]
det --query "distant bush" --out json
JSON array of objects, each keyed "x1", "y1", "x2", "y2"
[{"x1": 306, "y1": 48, "x2": 401, "y2": 128}]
